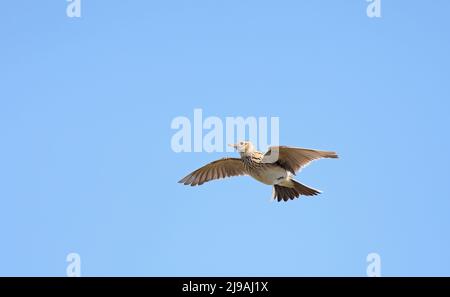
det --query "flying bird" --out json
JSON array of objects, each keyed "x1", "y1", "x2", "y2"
[{"x1": 179, "y1": 141, "x2": 338, "y2": 202}]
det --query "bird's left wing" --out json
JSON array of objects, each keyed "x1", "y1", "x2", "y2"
[
  {"x1": 178, "y1": 158, "x2": 247, "y2": 186},
  {"x1": 262, "y1": 146, "x2": 338, "y2": 175}
]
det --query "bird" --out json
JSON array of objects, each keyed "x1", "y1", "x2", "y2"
[{"x1": 178, "y1": 141, "x2": 338, "y2": 202}]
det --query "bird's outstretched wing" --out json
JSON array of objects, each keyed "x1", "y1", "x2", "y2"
[
  {"x1": 179, "y1": 158, "x2": 247, "y2": 186},
  {"x1": 262, "y1": 146, "x2": 338, "y2": 175}
]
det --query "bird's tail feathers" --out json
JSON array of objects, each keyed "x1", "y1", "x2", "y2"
[{"x1": 273, "y1": 179, "x2": 321, "y2": 202}]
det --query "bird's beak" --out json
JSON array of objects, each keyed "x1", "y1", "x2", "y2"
[{"x1": 228, "y1": 144, "x2": 238, "y2": 149}]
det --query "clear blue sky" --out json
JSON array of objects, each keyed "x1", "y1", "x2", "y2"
[{"x1": 1, "y1": 1, "x2": 450, "y2": 276}]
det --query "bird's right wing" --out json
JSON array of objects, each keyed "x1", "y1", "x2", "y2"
[
  {"x1": 178, "y1": 158, "x2": 247, "y2": 186},
  {"x1": 262, "y1": 146, "x2": 338, "y2": 175}
]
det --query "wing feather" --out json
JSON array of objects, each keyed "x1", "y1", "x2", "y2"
[
  {"x1": 262, "y1": 146, "x2": 338, "y2": 174},
  {"x1": 179, "y1": 158, "x2": 247, "y2": 186}
]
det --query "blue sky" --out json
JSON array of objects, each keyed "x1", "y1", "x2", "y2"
[{"x1": 1, "y1": 1, "x2": 450, "y2": 276}]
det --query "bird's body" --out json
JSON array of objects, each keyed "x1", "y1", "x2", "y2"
[
  {"x1": 179, "y1": 141, "x2": 338, "y2": 202},
  {"x1": 241, "y1": 154, "x2": 288, "y2": 185},
  {"x1": 248, "y1": 162, "x2": 289, "y2": 186}
]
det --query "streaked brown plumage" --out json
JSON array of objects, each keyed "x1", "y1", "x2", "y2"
[{"x1": 179, "y1": 141, "x2": 338, "y2": 202}]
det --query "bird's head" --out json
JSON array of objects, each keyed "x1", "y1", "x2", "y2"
[{"x1": 228, "y1": 141, "x2": 255, "y2": 156}]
